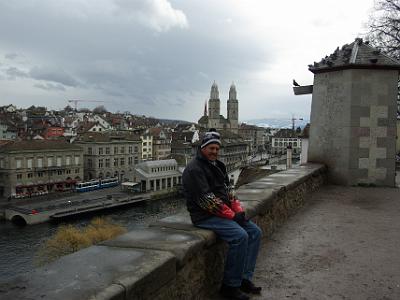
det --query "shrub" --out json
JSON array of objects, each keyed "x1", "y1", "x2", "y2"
[{"x1": 35, "y1": 217, "x2": 126, "y2": 266}]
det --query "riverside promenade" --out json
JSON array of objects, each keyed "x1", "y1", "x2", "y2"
[{"x1": 217, "y1": 184, "x2": 400, "y2": 300}]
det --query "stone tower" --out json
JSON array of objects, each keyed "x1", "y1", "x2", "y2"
[
  {"x1": 227, "y1": 82, "x2": 239, "y2": 133},
  {"x1": 308, "y1": 38, "x2": 400, "y2": 186},
  {"x1": 208, "y1": 81, "x2": 221, "y2": 128}
]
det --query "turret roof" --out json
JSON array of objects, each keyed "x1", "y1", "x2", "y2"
[{"x1": 309, "y1": 38, "x2": 400, "y2": 74}]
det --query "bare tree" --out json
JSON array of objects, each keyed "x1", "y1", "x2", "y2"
[
  {"x1": 367, "y1": 0, "x2": 400, "y2": 59},
  {"x1": 93, "y1": 105, "x2": 108, "y2": 114},
  {"x1": 366, "y1": 0, "x2": 400, "y2": 114}
]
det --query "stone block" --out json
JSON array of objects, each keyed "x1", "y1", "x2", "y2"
[
  {"x1": 149, "y1": 213, "x2": 217, "y2": 246},
  {"x1": 358, "y1": 158, "x2": 369, "y2": 169},
  {"x1": 376, "y1": 158, "x2": 395, "y2": 169},
  {"x1": 359, "y1": 137, "x2": 371, "y2": 148},
  {"x1": 0, "y1": 246, "x2": 176, "y2": 300},
  {"x1": 377, "y1": 118, "x2": 389, "y2": 127},
  {"x1": 360, "y1": 117, "x2": 371, "y2": 127},
  {"x1": 358, "y1": 148, "x2": 370, "y2": 158},
  {"x1": 371, "y1": 105, "x2": 388, "y2": 119},
  {"x1": 102, "y1": 228, "x2": 205, "y2": 268}
]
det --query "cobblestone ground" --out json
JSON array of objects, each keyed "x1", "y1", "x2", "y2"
[{"x1": 212, "y1": 184, "x2": 400, "y2": 300}]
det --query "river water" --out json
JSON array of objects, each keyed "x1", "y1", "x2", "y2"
[{"x1": 0, "y1": 197, "x2": 186, "y2": 282}]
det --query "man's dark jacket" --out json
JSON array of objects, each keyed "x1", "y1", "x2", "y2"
[{"x1": 182, "y1": 148, "x2": 233, "y2": 224}]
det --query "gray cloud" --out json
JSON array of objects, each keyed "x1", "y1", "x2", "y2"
[
  {"x1": 5, "y1": 53, "x2": 18, "y2": 60},
  {"x1": 33, "y1": 82, "x2": 66, "y2": 91},
  {"x1": 29, "y1": 66, "x2": 80, "y2": 87},
  {"x1": 5, "y1": 67, "x2": 28, "y2": 79}
]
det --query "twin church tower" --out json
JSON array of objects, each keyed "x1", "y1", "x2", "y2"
[{"x1": 198, "y1": 81, "x2": 239, "y2": 134}]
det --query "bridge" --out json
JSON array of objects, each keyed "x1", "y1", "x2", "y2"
[{"x1": 4, "y1": 193, "x2": 150, "y2": 225}]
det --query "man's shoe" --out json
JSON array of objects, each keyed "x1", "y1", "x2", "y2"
[
  {"x1": 220, "y1": 283, "x2": 250, "y2": 300},
  {"x1": 240, "y1": 279, "x2": 262, "y2": 294}
]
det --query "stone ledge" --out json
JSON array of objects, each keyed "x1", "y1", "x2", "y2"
[
  {"x1": 0, "y1": 245, "x2": 176, "y2": 300},
  {"x1": 0, "y1": 163, "x2": 327, "y2": 300},
  {"x1": 101, "y1": 227, "x2": 205, "y2": 268}
]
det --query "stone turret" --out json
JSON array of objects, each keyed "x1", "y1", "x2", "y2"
[{"x1": 308, "y1": 38, "x2": 400, "y2": 186}]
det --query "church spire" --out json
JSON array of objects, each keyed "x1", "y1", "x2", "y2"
[{"x1": 204, "y1": 100, "x2": 207, "y2": 116}]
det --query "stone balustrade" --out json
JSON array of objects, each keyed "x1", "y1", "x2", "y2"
[{"x1": 0, "y1": 163, "x2": 327, "y2": 300}]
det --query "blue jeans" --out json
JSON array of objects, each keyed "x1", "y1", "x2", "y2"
[{"x1": 195, "y1": 216, "x2": 262, "y2": 287}]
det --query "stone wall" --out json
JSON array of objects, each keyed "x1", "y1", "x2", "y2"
[{"x1": 0, "y1": 163, "x2": 327, "y2": 300}]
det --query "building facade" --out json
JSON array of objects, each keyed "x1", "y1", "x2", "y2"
[
  {"x1": 0, "y1": 140, "x2": 84, "y2": 199},
  {"x1": 238, "y1": 124, "x2": 267, "y2": 154},
  {"x1": 141, "y1": 134, "x2": 153, "y2": 160},
  {"x1": 133, "y1": 159, "x2": 182, "y2": 192},
  {"x1": 74, "y1": 132, "x2": 142, "y2": 182},
  {"x1": 271, "y1": 129, "x2": 302, "y2": 155}
]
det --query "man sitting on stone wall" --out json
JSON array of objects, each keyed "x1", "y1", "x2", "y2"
[{"x1": 182, "y1": 129, "x2": 262, "y2": 300}]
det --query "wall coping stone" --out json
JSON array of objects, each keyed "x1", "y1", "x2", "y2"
[{"x1": 0, "y1": 245, "x2": 176, "y2": 300}]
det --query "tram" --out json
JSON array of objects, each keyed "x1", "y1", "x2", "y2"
[{"x1": 75, "y1": 177, "x2": 119, "y2": 192}]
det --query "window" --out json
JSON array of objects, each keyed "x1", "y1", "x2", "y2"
[
  {"x1": 88, "y1": 147, "x2": 92, "y2": 155},
  {"x1": 105, "y1": 158, "x2": 110, "y2": 167},
  {"x1": 120, "y1": 147, "x2": 125, "y2": 154},
  {"x1": 16, "y1": 159, "x2": 22, "y2": 169},
  {"x1": 38, "y1": 172, "x2": 44, "y2": 177},
  {"x1": 114, "y1": 158, "x2": 118, "y2": 167},
  {"x1": 106, "y1": 147, "x2": 110, "y2": 154},
  {"x1": 47, "y1": 157, "x2": 53, "y2": 167},
  {"x1": 0, "y1": 159, "x2": 4, "y2": 168},
  {"x1": 27, "y1": 158, "x2": 33, "y2": 169},
  {"x1": 27, "y1": 173, "x2": 33, "y2": 178},
  {"x1": 57, "y1": 157, "x2": 62, "y2": 167},
  {"x1": 128, "y1": 157, "x2": 133, "y2": 165},
  {"x1": 66, "y1": 170, "x2": 71, "y2": 174},
  {"x1": 75, "y1": 168, "x2": 80, "y2": 174},
  {"x1": 57, "y1": 170, "x2": 63, "y2": 175},
  {"x1": 74, "y1": 156, "x2": 80, "y2": 165},
  {"x1": 129, "y1": 146, "x2": 132, "y2": 153},
  {"x1": 143, "y1": 142, "x2": 147, "y2": 146},
  {"x1": 114, "y1": 147, "x2": 118, "y2": 154},
  {"x1": 134, "y1": 146, "x2": 138, "y2": 153},
  {"x1": 120, "y1": 158, "x2": 125, "y2": 166},
  {"x1": 99, "y1": 148, "x2": 103, "y2": 155},
  {"x1": 17, "y1": 174, "x2": 22, "y2": 180},
  {"x1": 66, "y1": 156, "x2": 71, "y2": 166},
  {"x1": 99, "y1": 159, "x2": 103, "y2": 168}
]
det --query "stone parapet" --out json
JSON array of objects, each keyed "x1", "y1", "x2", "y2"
[{"x1": 0, "y1": 163, "x2": 327, "y2": 300}]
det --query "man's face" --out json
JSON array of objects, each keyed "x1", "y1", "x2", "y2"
[{"x1": 201, "y1": 143, "x2": 220, "y2": 161}]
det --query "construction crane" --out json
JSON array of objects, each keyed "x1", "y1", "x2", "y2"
[
  {"x1": 291, "y1": 115, "x2": 304, "y2": 131},
  {"x1": 67, "y1": 99, "x2": 105, "y2": 111}
]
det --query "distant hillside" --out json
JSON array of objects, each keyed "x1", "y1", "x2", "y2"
[
  {"x1": 243, "y1": 118, "x2": 309, "y2": 129},
  {"x1": 158, "y1": 119, "x2": 192, "y2": 125}
]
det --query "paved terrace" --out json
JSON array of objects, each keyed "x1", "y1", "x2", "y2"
[
  {"x1": 247, "y1": 184, "x2": 400, "y2": 300},
  {"x1": 1, "y1": 165, "x2": 399, "y2": 300}
]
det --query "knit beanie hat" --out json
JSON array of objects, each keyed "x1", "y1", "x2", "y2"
[{"x1": 201, "y1": 129, "x2": 221, "y2": 148}]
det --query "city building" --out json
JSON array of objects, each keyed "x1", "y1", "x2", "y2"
[
  {"x1": 238, "y1": 123, "x2": 267, "y2": 154},
  {"x1": 74, "y1": 132, "x2": 142, "y2": 182},
  {"x1": 0, "y1": 140, "x2": 84, "y2": 199},
  {"x1": 146, "y1": 128, "x2": 171, "y2": 160},
  {"x1": 198, "y1": 82, "x2": 239, "y2": 134},
  {"x1": 271, "y1": 129, "x2": 302, "y2": 155},
  {"x1": 0, "y1": 120, "x2": 17, "y2": 140},
  {"x1": 141, "y1": 133, "x2": 153, "y2": 160},
  {"x1": 133, "y1": 159, "x2": 182, "y2": 192}
]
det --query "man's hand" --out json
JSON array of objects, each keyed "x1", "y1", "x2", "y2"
[{"x1": 233, "y1": 211, "x2": 247, "y2": 226}]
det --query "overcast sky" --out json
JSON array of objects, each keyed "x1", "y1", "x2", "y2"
[{"x1": 0, "y1": 0, "x2": 375, "y2": 122}]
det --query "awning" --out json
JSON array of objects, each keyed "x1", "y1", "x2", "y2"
[{"x1": 121, "y1": 182, "x2": 140, "y2": 187}]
